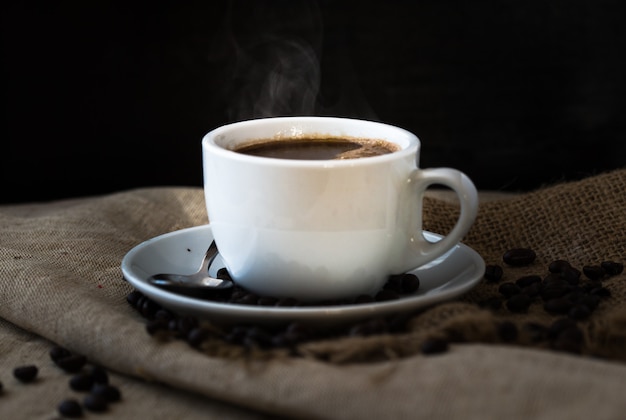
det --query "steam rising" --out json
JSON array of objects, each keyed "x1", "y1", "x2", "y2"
[{"x1": 211, "y1": 0, "x2": 377, "y2": 122}]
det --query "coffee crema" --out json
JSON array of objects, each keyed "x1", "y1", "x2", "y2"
[{"x1": 233, "y1": 137, "x2": 399, "y2": 160}]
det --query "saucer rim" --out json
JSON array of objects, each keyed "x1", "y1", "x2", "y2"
[{"x1": 121, "y1": 224, "x2": 485, "y2": 325}]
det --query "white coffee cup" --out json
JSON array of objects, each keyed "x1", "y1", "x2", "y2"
[{"x1": 202, "y1": 116, "x2": 478, "y2": 301}]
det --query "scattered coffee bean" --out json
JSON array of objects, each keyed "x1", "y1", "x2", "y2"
[
  {"x1": 83, "y1": 393, "x2": 108, "y2": 412},
  {"x1": 350, "y1": 319, "x2": 388, "y2": 337},
  {"x1": 548, "y1": 259, "x2": 571, "y2": 273},
  {"x1": 498, "y1": 282, "x2": 522, "y2": 298},
  {"x1": 187, "y1": 327, "x2": 211, "y2": 348},
  {"x1": 69, "y1": 373, "x2": 95, "y2": 391},
  {"x1": 172, "y1": 315, "x2": 199, "y2": 337},
  {"x1": 583, "y1": 265, "x2": 605, "y2": 280},
  {"x1": 400, "y1": 274, "x2": 420, "y2": 294},
  {"x1": 506, "y1": 294, "x2": 532, "y2": 313},
  {"x1": 484, "y1": 264, "x2": 504, "y2": 282},
  {"x1": 543, "y1": 297, "x2": 572, "y2": 315},
  {"x1": 146, "y1": 319, "x2": 169, "y2": 336},
  {"x1": 13, "y1": 365, "x2": 38, "y2": 383},
  {"x1": 590, "y1": 286, "x2": 611, "y2": 298},
  {"x1": 375, "y1": 289, "x2": 400, "y2": 302},
  {"x1": 568, "y1": 305, "x2": 591, "y2": 321},
  {"x1": 503, "y1": 248, "x2": 537, "y2": 266},
  {"x1": 420, "y1": 338, "x2": 449, "y2": 355},
  {"x1": 58, "y1": 399, "x2": 83, "y2": 418},
  {"x1": 49, "y1": 345, "x2": 72, "y2": 362},
  {"x1": 126, "y1": 290, "x2": 143, "y2": 307},
  {"x1": 559, "y1": 266, "x2": 582, "y2": 285},
  {"x1": 86, "y1": 365, "x2": 109, "y2": 385},
  {"x1": 515, "y1": 275, "x2": 541, "y2": 288},
  {"x1": 242, "y1": 326, "x2": 274, "y2": 348},
  {"x1": 154, "y1": 308, "x2": 175, "y2": 322},
  {"x1": 548, "y1": 318, "x2": 578, "y2": 340},
  {"x1": 601, "y1": 261, "x2": 623, "y2": 276},
  {"x1": 91, "y1": 383, "x2": 121, "y2": 403},
  {"x1": 55, "y1": 354, "x2": 87, "y2": 373},
  {"x1": 540, "y1": 277, "x2": 571, "y2": 300}
]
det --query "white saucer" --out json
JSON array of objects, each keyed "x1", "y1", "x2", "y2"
[{"x1": 121, "y1": 225, "x2": 485, "y2": 326}]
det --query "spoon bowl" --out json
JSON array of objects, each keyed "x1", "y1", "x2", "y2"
[{"x1": 147, "y1": 241, "x2": 234, "y2": 294}]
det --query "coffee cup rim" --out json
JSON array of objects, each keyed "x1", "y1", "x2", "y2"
[{"x1": 202, "y1": 116, "x2": 419, "y2": 167}]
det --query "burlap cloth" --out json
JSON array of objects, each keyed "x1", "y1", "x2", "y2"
[{"x1": 2, "y1": 169, "x2": 626, "y2": 419}]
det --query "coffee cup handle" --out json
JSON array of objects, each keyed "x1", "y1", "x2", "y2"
[{"x1": 400, "y1": 167, "x2": 479, "y2": 272}]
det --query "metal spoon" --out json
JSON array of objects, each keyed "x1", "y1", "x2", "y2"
[{"x1": 147, "y1": 241, "x2": 233, "y2": 293}]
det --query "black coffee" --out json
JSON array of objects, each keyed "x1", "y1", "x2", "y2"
[{"x1": 234, "y1": 137, "x2": 399, "y2": 160}]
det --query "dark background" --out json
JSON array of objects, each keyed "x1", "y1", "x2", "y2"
[{"x1": 2, "y1": 0, "x2": 625, "y2": 204}]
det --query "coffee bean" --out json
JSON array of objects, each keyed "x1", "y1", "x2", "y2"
[
  {"x1": 581, "y1": 294, "x2": 601, "y2": 311},
  {"x1": 0, "y1": 380, "x2": 3, "y2": 393},
  {"x1": 590, "y1": 286, "x2": 612, "y2": 298},
  {"x1": 601, "y1": 261, "x2": 623, "y2": 276},
  {"x1": 91, "y1": 383, "x2": 121, "y2": 403},
  {"x1": 154, "y1": 308, "x2": 175, "y2": 322},
  {"x1": 543, "y1": 297, "x2": 572, "y2": 314},
  {"x1": 173, "y1": 316, "x2": 199, "y2": 337},
  {"x1": 70, "y1": 373, "x2": 95, "y2": 391},
  {"x1": 560, "y1": 267, "x2": 582, "y2": 285},
  {"x1": 58, "y1": 399, "x2": 83, "y2": 417},
  {"x1": 13, "y1": 365, "x2": 38, "y2": 383},
  {"x1": 540, "y1": 278, "x2": 571, "y2": 300},
  {"x1": 484, "y1": 264, "x2": 504, "y2": 282},
  {"x1": 83, "y1": 394, "x2": 108, "y2": 412},
  {"x1": 548, "y1": 318, "x2": 579, "y2": 340},
  {"x1": 49, "y1": 345, "x2": 72, "y2": 362},
  {"x1": 400, "y1": 274, "x2": 420, "y2": 293},
  {"x1": 87, "y1": 365, "x2": 109, "y2": 385},
  {"x1": 243, "y1": 326, "x2": 274, "y2": 348},
  {"x1": 126, "y1": 290, "x2": 143, "y2": 307},
  {"x1": 237, "y1": 293, "x2": 259, "y2": 305},
  {"x1": 421, "y1": 338, "x2": 449, "y2": 355},
  {"x1": 521, "y1": 282, "x2": 541, "y2": 298},
  {"x1": 350, "y1": 319, "x2": 388, "y2": 336},
  {"x1": 55, "y1": 354, "x2": 87, "y2": 373},
  {"x1": 147, "y1": 319, "x2": 170, "y2": 336},
  {"x1": 498, "y1": 282, "x2": 522, "y2": 298},
  {"x1": 583, "y1": 265, "x2": 605, "y2": 280},
  {"x1": 503, "y1": 248, "x2": 536, "y2": 266},
  {"x1": 515, "y1": 275, "x2": 541, "y2": 288},
  {"x1": 383, "y1": 275, "x2": 402, "y2": 292},
  {"x1": 506, "y1": 294, "x2": 531, "y2": 313},
  {"x1": 569, "y1": 305, "x2": 591, "y2": 321},
  {"x1": 548, "y1": 259, "x2": 571, "y2": 273},
  {"x1": 375, "y1": 289, "x2": 400, "y2": 302},
  {"x1": 139, "y1": 298, "x2": 160, "y2": 319},
  {"x1": 187, "y1": 327, "x2": 211, "y2": 347}
]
